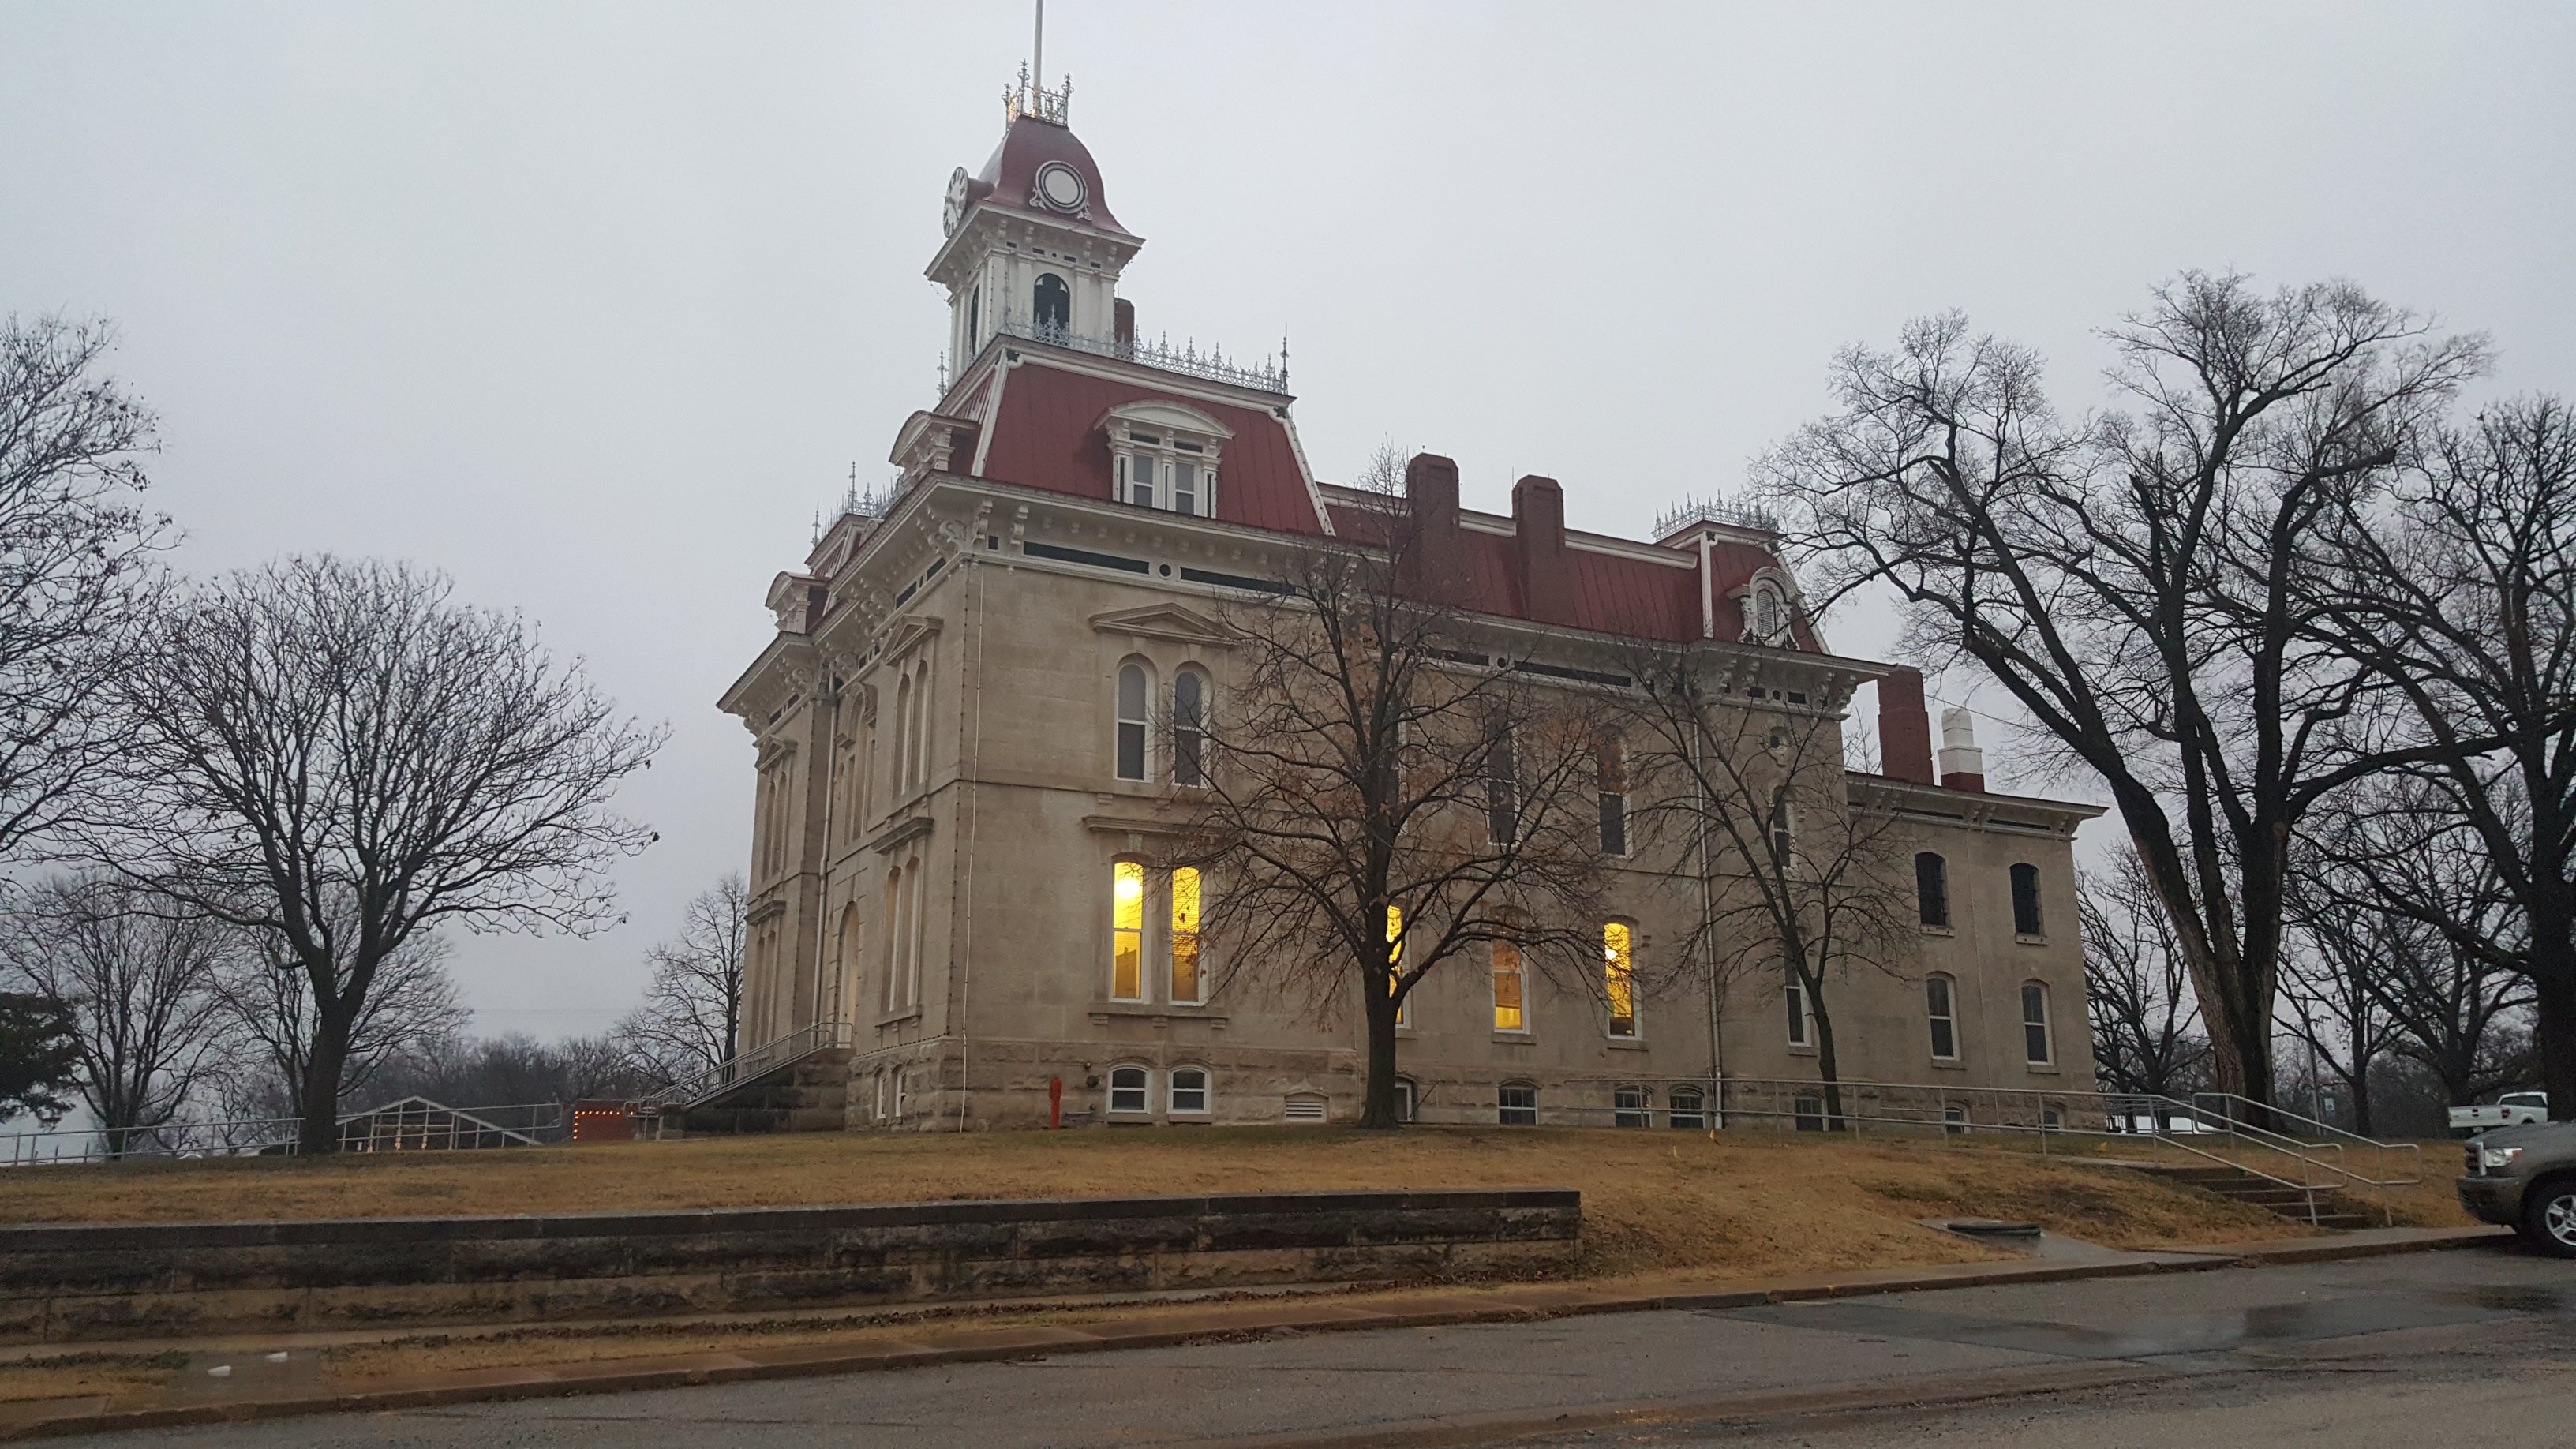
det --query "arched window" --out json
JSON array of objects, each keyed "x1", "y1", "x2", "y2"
[
  {"x1": 882, "y1": 864, "x2": 907, "y2": 1013},
  {"x1": 1173, "y1": 669, "x2": 1207, "y2": 786},
  {"x1": 1107, "y1": 1065, "x2": 1150, "y2": 1114},
  {"x1": 1169, "y1": 1066, "x2": 1210, "y2": 1114},
  {"x1": 1604, "y1": 922, "x2": 1636, "y2": 1038},
  {"x1": 2010, "y1": 862, "x2": 2044, "y2": 936},
  {"x1": 833, "y1": 904, "x2": 860, "y2": 1024},
  {"x1": 1111, "y1": 862, "x2": 1145, "y2": 1001},
  {"x1": 1769, "y1": 788, "x2": 1795, "y2": 868},
  {"x1": 1498, "y1": 1081, "x2": 1538, "y2": 1126},
  {"x1": 1170, "y1": 866, "x2": 1203, "y2": 1003},
  {"x1": 1613, "y1": 1084, "x2": 1651, "y2": 1128},
  {"x1": 904, "y1": 664, "x2": 930, "y2": 792},
  {"x1": 1915, "y1": 852, "x2": 1949, "y2": 927},
  {"x1": 1752, "y1": 583, "x2": 1784, "y2": 640},
  {"x1": 1668, "y1": 1086, "x2": 1706, "y2": 1129},
  {"x1": 1033, "y1": 273, "x2": 1070, "y2": 335},
  {"x1": 1785, "y1": 968, "x2": 1811, "y2": 1046},
  {"x1": 1943, "y1": 1104, "x2": 1968, "y2": 1135},
  {"x1": 2022, "y1": 981, "x2": 2055, "y2": 1065},
  {"x1": 1115, "y1": 663, "x2": 1149, "y2": 781},
  {"x1": 892, "y1": 1067, "x2": 909, "y2": 1118},
  {"x1": 1926, "y1": 974, "x2": 1959, "y2": 1061},
  {"x1": 1595, "y1": 733, "x2": 1627, "y2": 856},
  {"x1": 889, "y1": 676, "x2": 912, "y2": 799},
  {"x1": 1491, "y1": 938, "x2": 1525, "y2": 1032},
  {"x1": 1386, "y1": 904, "x2": 1407, "y2": 1027},
  {"x1": 1483, "y1": 716, "x2": 1516, "y2": 845}
]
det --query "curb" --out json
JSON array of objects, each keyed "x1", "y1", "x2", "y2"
[{"x1": 0, "y1": 1225, "x2": 2514, "y2": 1441}]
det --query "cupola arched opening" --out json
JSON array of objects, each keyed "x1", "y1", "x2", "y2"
[{"x1": 1034, "y1": 273, "x2": 1070, "y2": 335}]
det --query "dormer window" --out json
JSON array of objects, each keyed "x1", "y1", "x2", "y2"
[
  {"x1": 1102, "y1": 402, "x2": 1232, "y2": 519},
  {"x1": 1737, "y1": 567, "x2": 1802, "y2": 650}
]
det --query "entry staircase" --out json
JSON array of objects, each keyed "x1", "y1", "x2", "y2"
[{"x1": 641, "y1": 1020, "x2": 855, "y2": 1136}]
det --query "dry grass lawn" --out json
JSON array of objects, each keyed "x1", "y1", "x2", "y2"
[
  {"x1": 0, "y1": 1127, "x2": 2481, "y2": 1406},
  {"x1": 0, "y1": 1124, "x2": 2464, "y2": 1281}
]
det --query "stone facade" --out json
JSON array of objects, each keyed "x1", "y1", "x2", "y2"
[{"x1": 716, "y1": 85, "x2": 2104, "y2": 1133}]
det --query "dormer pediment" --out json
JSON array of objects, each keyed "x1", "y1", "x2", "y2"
[
  {"x1": 1098, "y1": 400, "x2": 1234, "y2": 441},
  {"x1": 891, "y1": 410, "x2": 981, "y2": 482},
  {"x1": 1089, "y1": 602, "x2": 1230, "y2": 647}
]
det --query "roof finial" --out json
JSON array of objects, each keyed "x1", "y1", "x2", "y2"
[
  {"x1": 1003, "y1": 0, "x2": 1071, "y2": 124},
  {"x1": 1032, "y1": 0, "x2": 1043, "y2": 110}
]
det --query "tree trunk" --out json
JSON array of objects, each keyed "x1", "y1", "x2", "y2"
[
  {"x1": 1810, "y1": 986, "x2": 1848, "y2": 1130},
  {"x1": 298, "y1": 1017, "x2": 352, "y2": 1155},
  {"x1": 1360, "y1": 973, "x2": 1402, "y2": 1129},
  {"x1": 2533, "y1": 969, "x2": 2576, "y2": 1123}
]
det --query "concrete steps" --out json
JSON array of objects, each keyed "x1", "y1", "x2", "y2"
[
  {"x1": 2146, "y1": 1163, "x2": 2380, "y2": 1229},
  {"x1": 671, "y1": 1048, "x2": 852, "y2": 1136}
]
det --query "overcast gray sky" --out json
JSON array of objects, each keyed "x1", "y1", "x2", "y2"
[{"x1": 3, "y1": 2, "x2": 2570, "y2": 1038}]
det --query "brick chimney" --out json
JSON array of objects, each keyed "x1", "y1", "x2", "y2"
[
  {"x1": 1511, "y1": 474, "x2": 1574, "y2": 625},
  {"x1": 1398, "y1": 452, "x2": 1469, "y2": 604},
  {"x1": 1878, "y1": 668, "x2": 1936, "y2": 784},
  {"x1": 1938, "y1": 707, "x2": 1986, "y2": 792}
]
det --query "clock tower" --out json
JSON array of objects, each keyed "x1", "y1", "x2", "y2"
[{"x1": 925, "y1": 66, "x2": 1144, "y2": 378}]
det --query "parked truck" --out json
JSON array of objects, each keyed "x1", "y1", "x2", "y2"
[
  {"x1": 2458, "y1": 1118, "x2": 2576, "y2": 1257},
  {"x1": 2449, "y1": 1091, "x2": 2550, "y2": 1135}
]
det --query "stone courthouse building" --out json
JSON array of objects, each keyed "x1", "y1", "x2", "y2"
[{"x1": 714, "y1": 73, "x2": 2102, "y2": 1132}]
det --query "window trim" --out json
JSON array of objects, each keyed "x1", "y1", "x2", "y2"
[
  {"x1": 1784, "y1": 968, "x2": 1813, "y2": 1048},
  {"x1": 1915, "y1": 852, "x2": 1950, "y2": 929},
  {"x1": 1114, "y1": 661, "x2": 1151, "y2": 782},
  {"x1": 1498, "y1": 1080, "x2": 1539, "y2": 1126},
  {"x1": 1926, "y1": 972, "x2": 1960, "y2": 1061},
  {"x1": 1167, "y1": 1065, "x2": 1211, "y2": 1115},
  {"x1": 1172, "y1": 667, "x2": 1209, "y2": 787},
  {"x1": 1169, "y1": 864, "x2": 1204, "y2": 1005},
  {"x1": 1612, "y1": 1084, "x2": 1652, "y2": 1128},
  {"x1": 1596, "y1": 733, "x2": 1628, "y2": 857},
  {"x1": 1667, "y1": 1086, "x2": 1706, "y2": 1130},
  {"x1": 2021, "y1": 979, "x2": 2056, "y2": 1066},
  {"x1": 2009, "y1": 862, "x2": 2045, "y2": 938},
  {"x1": 1491, "y1": 938, "x2": 1526, "y2": 1034},
  {"x1": 1106, "y1": 1064, "x2": 1151, "y2": 1114},
  {"x1": 1110, "y1": 860, "x2": 1147, "y2": 1002},
  {"x1": 1604, "y1": 920, "x2": 1638, "y2": 1039}
]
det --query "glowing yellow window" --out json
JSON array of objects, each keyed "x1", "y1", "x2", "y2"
[
  {"x1": 1170, "y1": 867, "x2": 1203, "y2": 1003},
  {"x1": 1492, "y1": 939, "x2": 1525, "y2": 1032},
  {"x1": 1112, "y1": 862, "x2": 1144, "y2": 1000},
  {"x1": 1387, "y1": 904, "x2": 1407, "y2": 1026},
  {"x1": 1604, "y1": 922, "x2": 1635, "y2": 1037}
]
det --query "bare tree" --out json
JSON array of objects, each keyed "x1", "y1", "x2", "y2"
[
  {"x1": 1619, "y1": 658, "x2": 1915, "y2": 1125},
  {"x1": 212, "y1": 928, "x2": 470, "y2": 1123},
  {"x1": 0, "y1": 315, "x2": 169, "y2": 859},
  {"x1": 612, "y1": 874, "x2": 748, "y2": 1086},
  {"x1": 361, "y1": 1030, "x2": 651, "y2": 1110},
  {"x1": 85, "y1": 556, "x2": 662, "y2": 1151},
  {"x1": 1759, "y1": 274, "x2": 2485, "y2": 1113},
  {"x1": 1178, "y1": 451, "x2": 1614, "y2": 1129},
  {"x1": 2079, "y1": 856, "x2": 2209, "y2": 1108},
  {"x1": 0, "y1": 876, "x2": 237, "y2": 1155},
  {"x1": 2296, "y1": 777, "x2": 2534, "y2": 1108},
  {"x1": 2305, "y1": 397, "x2": 2576, "y2": 1116},
  {"x1": 2279, "y1": 881, "x2": 2399, "y2": 1134}
]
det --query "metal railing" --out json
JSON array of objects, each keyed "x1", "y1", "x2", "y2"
[
  {"x1": 641, "y1": 1019, "x2": 856, "y2": 1111},
  {"x1": 985, "y1": 313, "x2": 1289, "y2": 394},
  {"x1": 1409, "y1": 1074, "x2": 2407, "y2": 1227},
  {"x1": 2189, "y1": 1091, "x2": 2423, "y2": 1192},
  {"x1": 0, "y1": 1101, "x2": 568, "y2": 1168}
]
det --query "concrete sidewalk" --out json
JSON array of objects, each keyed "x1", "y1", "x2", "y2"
[{"x1": 0, "y1": 1225, "x2": 2510, "y2": 1442}]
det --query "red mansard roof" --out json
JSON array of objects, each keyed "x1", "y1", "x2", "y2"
[{"x1": 956, "y1": 354, "x2": 1819, "y2": 649}]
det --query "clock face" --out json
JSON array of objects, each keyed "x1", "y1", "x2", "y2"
[
  {"x1": 1034, "y1": 160, "x2": 1087, "y2": 212},
  {"x1": 942, "y1": 167, "x2": 970, "y2": 236}
]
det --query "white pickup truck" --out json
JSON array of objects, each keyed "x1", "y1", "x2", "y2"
[{"x1": 2451, "y1": 1091, "x2": 2551, "y2": 1134}]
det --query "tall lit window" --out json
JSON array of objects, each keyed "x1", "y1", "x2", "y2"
[
  {"x1": 1785, "y1": 969, "x2": 1810, "y2": 1046},
  {"x1": 1492, "y1": 938, "x2": 1525, "y2": 1032},
  {"x1": 1596, "y1": 734, "x2": 1627, "y2": 856},
  {"x1": 1170, "y1": 866, "x2": 1203, "y2": 1003},
  {"x1": 2022, "y1": 981, "x2": 2054, "y2": 1065},
  {"x1": 1387, "y1": 904, "x2": 1407, "y2": 1026},
  {"x1": 2010, "y1": 863, "x2": 2044, "y2": 936},
  {"x1": 1174, "y1": 671, "x2": 1207, "y2": 786},
  {"x1": 1111, "y1": 862, "x2": 1145, "y2": 1000},
  {"x1": 1115, "y1": 664, "x2": 1148, "y2": 781},
  {"x1": 1916, "y1": 852, "x2": 1949, "y2": 927},
  {"x1": 1926, "y1": 974, "x2": 1959, "y2": 1060},
  {"x1": 1604, "y1": 921, "x2": 1635, "y2": 1037}
]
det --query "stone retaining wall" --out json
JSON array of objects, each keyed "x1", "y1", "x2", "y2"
[{"x1": 0, "y1": 1189, "x2": 1580, "y2": 1344}]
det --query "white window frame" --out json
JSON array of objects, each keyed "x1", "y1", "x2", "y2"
[
  {"x1": 1103, "y1": 403, "x2": 1231, "y2": 519},
  {"x1": 1498, "y1": 1081, "x2": 1538, "y2": 1126},
  {"x1": 1926, "y1": 973, "x2": 1960, "y2": 1061},
  {"x1": 2022, "y1": 980, "x2": 2056, "y2": 1065},
  {"x1": 1114, "y1": 661, "x2": 1151, "y2": 782},
  {"x1": 1168, "y1": 1065, "x2": 1211, "y2": 1115},
  {"x1": 1107, "y1": 1064, "x2": 1151, "y2": 1114}
]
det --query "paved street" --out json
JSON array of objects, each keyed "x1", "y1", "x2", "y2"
[{"x1": 54, "y1": 1245, "x2": 2573, "y2": 1447}]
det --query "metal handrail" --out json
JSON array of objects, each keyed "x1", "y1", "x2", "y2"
[
  {"x1": 0, "y1": 1101, "x2": 568, "y2": 1168},
  {"x1": 641, "y1": 1020, "x2": 855, "y2": 1110}
]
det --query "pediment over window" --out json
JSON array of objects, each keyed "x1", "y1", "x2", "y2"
[
  {"x1": 1098, "y1": 400, "x2": 1234, "y2": 440},
  {"x1": 1089, "y1": 602, "x2": 1230, "y2": 646}
]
